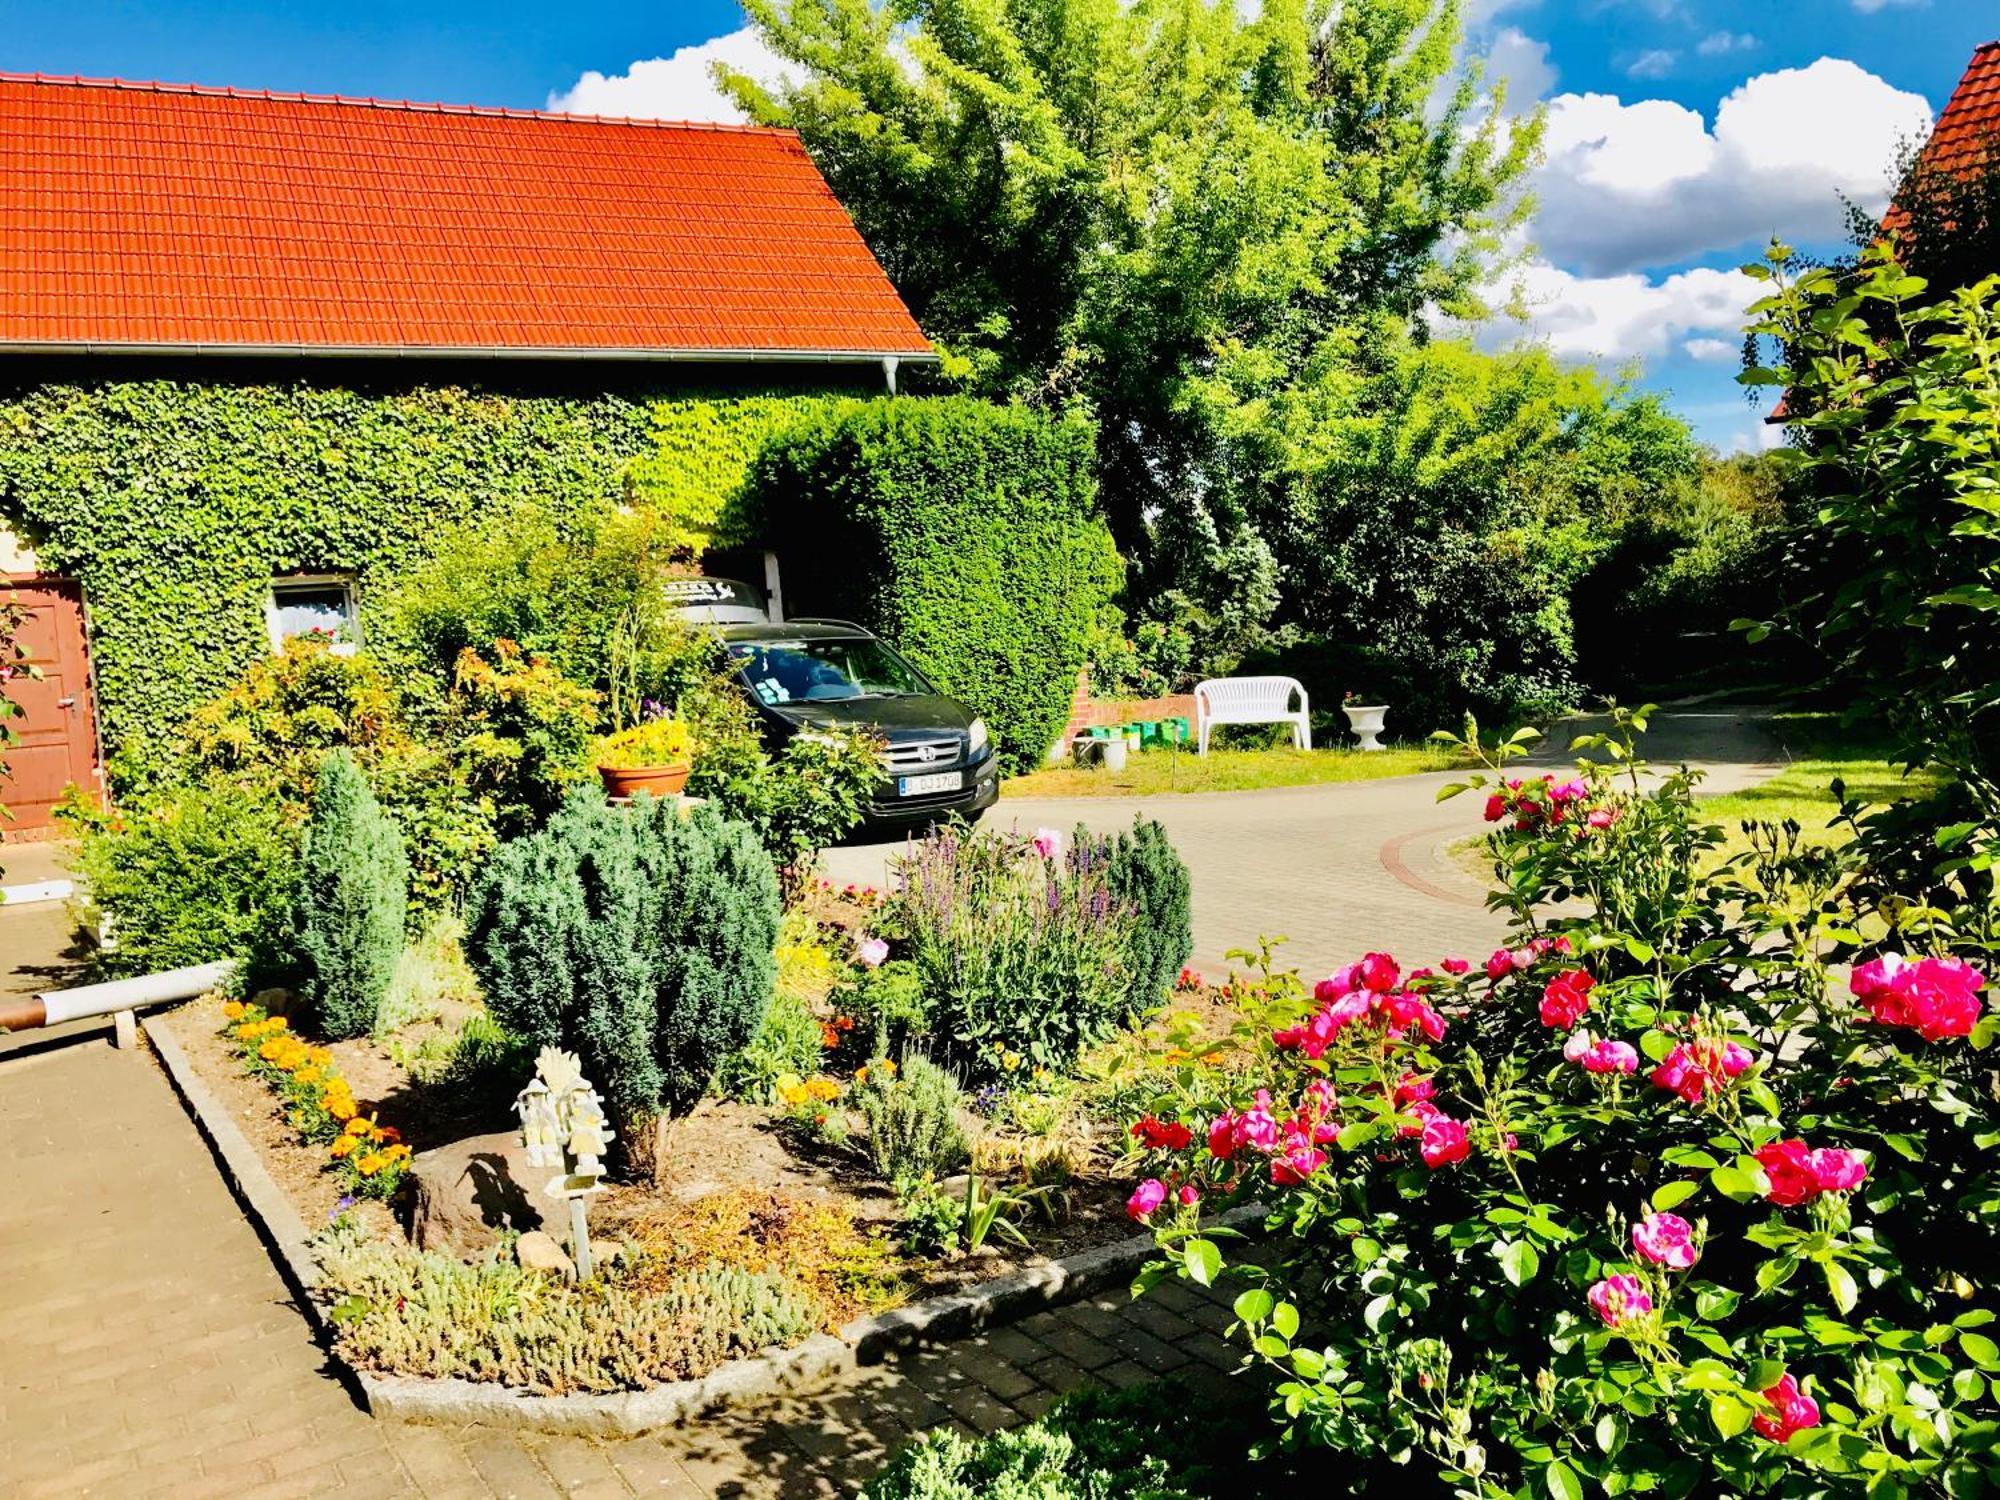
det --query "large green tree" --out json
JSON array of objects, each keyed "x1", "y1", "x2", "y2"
[{"x1": 726, "y1": 0, "x2": 1540, "y2": 626}]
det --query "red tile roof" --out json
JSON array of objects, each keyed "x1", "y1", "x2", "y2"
[
  {"x1": 0, "y1": 73, "x2": 933, "y2": 361},
  {"x1": 1885, "y1": 39, "x2": 2000, "y2": 233}
]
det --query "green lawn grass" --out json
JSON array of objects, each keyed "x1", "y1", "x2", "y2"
[
  {"x1": 1699, "y1": 746, "x2": 1946, "y2": 861},
  {"x1": 1003, "y1": 743, "x2": 1462, "y2": 798}
]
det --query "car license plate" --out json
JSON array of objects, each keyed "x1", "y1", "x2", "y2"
[{"x1": 898, "y1": 771, "x2": 962, "y2": 797}]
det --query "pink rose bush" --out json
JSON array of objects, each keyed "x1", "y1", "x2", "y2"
[{"x1": 1126, "y1": 710, "x2": 1998, "y2": 1496}]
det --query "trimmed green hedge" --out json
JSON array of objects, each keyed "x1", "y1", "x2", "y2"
[
  {"x1": 0, "y1": 382, "x2": 852, "y2": 782},
  {"x1": 732, "y1": 399, "x2": 1118, "y2": 770}
]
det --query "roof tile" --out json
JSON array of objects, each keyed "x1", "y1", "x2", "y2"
[{"x1": 0, "y1": 72, "x2": 931, "y2": 358}]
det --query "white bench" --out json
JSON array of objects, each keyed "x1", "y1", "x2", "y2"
[{"x1": 1193, "y1": 676, "x2": 1311, "y2": 755}]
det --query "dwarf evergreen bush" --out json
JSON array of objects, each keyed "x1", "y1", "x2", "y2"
[
  {"x1": 465, "y1": 794, "x2": 781, "y2": 1144},
  {"x1": 294, "y1": 750, "x2": 408, "y2": 1040},
  {"x1": 1103, "y1": 816, "x2": 1192, "y2": 1015},
  {"x1": 858, "y1": 1054, "x2": 970, "y2": 1187}
]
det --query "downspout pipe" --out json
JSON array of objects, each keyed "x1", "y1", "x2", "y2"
[{"x1": 0, "y1": 960, "x2": 238, "y2": 1035}]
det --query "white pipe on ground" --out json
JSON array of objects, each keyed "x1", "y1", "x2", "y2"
[{"x1": 0, "y1": 959, "x2": 237, "y2": 1036}]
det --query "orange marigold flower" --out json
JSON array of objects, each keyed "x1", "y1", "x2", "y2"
[
  {"x1": 376, "y1": 1125, "x2": 401, "y2": 1145},
  {"x1": 344, "y1": 1115, "x2": 374, "y2": 1136},
  {"x1": 329, "y1": 1136, "x2": 358, "y2": 1159},
  {"x1": 327, "y1": 1097, "x2": 357, "y2": 1122},
  {"x1": 293, "y1": 1066, "x2": 322, "y2": 1087},
  {"x1": 355, "y1": 1154, "x2": 383, "y2": 1176},
  {"x1": 222, "y1": 1000, "x2": 245, "y2": 1020}
]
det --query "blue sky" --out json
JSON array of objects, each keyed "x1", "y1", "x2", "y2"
[{"x1": 7, "y1": 0, "x2": 1997, "y2": 450}]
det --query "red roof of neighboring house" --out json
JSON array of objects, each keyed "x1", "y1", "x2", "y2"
[
  {"x1": 0, "y1": 73, "x2": 933, "y2": 362},
  {"x1": 1885, "y1": 39, "x2": 2000, "y2": 233}
]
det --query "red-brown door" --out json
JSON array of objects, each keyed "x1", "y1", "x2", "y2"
[{"x1": 2, "y1": 576, "x2": 99, "y2": 837}]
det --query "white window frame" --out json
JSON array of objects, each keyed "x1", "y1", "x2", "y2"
[{"x1": 265, "y1": 573, "x2": 361, "y2": 656}]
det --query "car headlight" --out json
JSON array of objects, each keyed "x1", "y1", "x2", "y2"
[{"x1": 967, "y1": 718, "x2": 988, "y2": 757}]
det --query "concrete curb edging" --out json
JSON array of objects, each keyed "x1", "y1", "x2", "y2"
[{"x1": 147, "y1": 1007, "x2": 1266, "y2": 1438}]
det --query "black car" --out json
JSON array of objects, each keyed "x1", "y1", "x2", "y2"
[{"x1": 718, "y1": 620, "x2": 1000, "y2": 831}]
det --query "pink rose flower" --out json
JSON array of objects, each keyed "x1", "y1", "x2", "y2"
[
  {"x1": 1177, "y1": 1183, "x2": 1201, "y2": 1206},
  {"x1": 1356, "y1": 952, "x2": 1400, "y2": 993},
  {"x1": 1394, "y1": 1072, "x2": 1434, "y2": 1107},
  {"x1": 1752, "y1": 1373, "x2": 1821, "y2": 1444},
  {"x1": 1236, "y1": 1091, "x2": 1281, "y2": 1153},
  {"x1": 1808, "y1": 1146, "x2": 1868, "y2": 1193},
  {"x1": 1316, "y1": 965, "x2": 1361, "y2": 1002},
  {"x1": 1755, "y1": 1139, "x2": 1822, "y2": 1206},
  {"x1": 1853, "y1": 953, "x2": 1986, "y2": 1041},
  {"x1": 1486, "y1": 949, "x2": 1515, "y2": 981},
  {"x1": 855, "y1": 936, "x2": 890, "y2": 969},
  {"x1": 1586, "y1": 807, "x2": 1617, "y2": 831},
  {"x1": 1587, "y1": 1274, "x2": 1653, "y2": 1327},
  {"x1": 1483, "y1": 793, "x2": 1508, "y2": 822},
  {"x1": 1650, "y1": 1039, "x2": 1754, "y2": 1102},
  {"x1": 1419, "y1": 1112, "x2": 1470, "y2": 1168},
  {"x1": 1440, "y1": 957, "x2": 1471, "y2": 975},
  {"x1": 1270, "y1": 1129, "x2": 1327, "y2": 1185},
  {"x1": 1207, "y1": 1112, "x2": 1241, "y2": 1161},
  {"x1": 1031, "y1": 827, "x2": 1064, "y2": 861},
  {"x1": 1127, "y1": 1178, "x2": 1168, "y2": 1221},
  {"x1": 1539, "y1": 969, "x2": 1595, "y2": 1030},
  {"x1": 1631, "y1": 1211, "x2": 1698, "y2": 1270},
  {"x1": 1382, "y1": 992, "x2": 1447, "y2": 1041}
]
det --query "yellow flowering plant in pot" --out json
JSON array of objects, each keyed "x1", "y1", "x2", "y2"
[{"x1": 594, "y1": 715, "x2": 696, "y2": 799}]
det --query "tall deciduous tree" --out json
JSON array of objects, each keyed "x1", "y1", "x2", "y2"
[{"x1": 725, "y1": 0, "x2": 1540, "y2": 624}]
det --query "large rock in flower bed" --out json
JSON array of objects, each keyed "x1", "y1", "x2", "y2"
[{"x1": 408, "y1": 1130, "x2": 554, "y2": 1254}]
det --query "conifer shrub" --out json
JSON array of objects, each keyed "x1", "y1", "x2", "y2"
[
  {"x1": 1103, "y1": 816, "x2": 1193, "y2": 1015},
  {"x1": 294, "y1": 750, "x2": 408, "y2": 1040},
  {"x1": 464, "y1": 793, "x2": 782, "y2": 1161}
]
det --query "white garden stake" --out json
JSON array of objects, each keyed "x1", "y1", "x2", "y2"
[{"x1": 513, "y1": 1047, "x2": 613, "y2": 1280}]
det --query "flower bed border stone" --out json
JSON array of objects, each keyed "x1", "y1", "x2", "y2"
[{"x1": 146, "y1": 1007, "x2": 1263, "y2": 1437}]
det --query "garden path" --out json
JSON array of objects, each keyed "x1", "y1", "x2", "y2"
[
  {"x1": 824, "y1": 707, "x2": 1784, "y2": 981},
  {"x1": 0, "y1": 1032, "x2": 1248, "y2": 1498}
]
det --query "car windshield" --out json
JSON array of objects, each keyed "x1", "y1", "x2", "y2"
[{"x1": 727, "y1": 638, "x2": 931, "y2": 705}]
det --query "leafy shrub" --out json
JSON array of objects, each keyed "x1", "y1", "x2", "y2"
[
  {"x1": 1103, "y1": 816, "x2": 1192, "y2": 1015},
  {"x1": 375, "y1": 916, "x2": 482, "y2": 1040},
  {"x1": 732, "y1": 398, "x2": 1120, "y2": 770},
  {"x1": 704, "y1": 728, "x2": 881, "y2": 895},
  {"x1": 317, "y1": 1222, "x2": 817, "y2": 1394},
  {"x1": 66, "y1": 780, "x2": 297, "y2": 981},
  {"x1": 293, "y1": 751, "x2": 407, "y2": 1040},
  {"x1": 449, "y1": 641, "x2": 600, "y2": 838},
  {"x1": 1128, "y1": 713, "x2": 2000, "y2": 1496},
  {"x1": 0, "y1": 586, "x2": 28, "y2": 838},
  {"x1": 891, "y1": 825, "x2": 1138, "y2": 1077},
  {"x1": 858, "y1": 1054, "x2": 970, "y2": 1187},
  {"x1": 864, "y1": 1382, "x2": 1280, "y2": 1500},
  {"x1": 465, "y1": 794, "x2": 781, "y2": 1157}
]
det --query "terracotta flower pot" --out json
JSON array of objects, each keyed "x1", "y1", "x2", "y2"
[{"x1": 597, "y1": 762, "x2": 692, "y2": 799}]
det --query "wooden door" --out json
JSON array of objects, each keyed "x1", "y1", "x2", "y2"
[{"x1": 2, "y1": 576, "x2": 99, "y2": 837}]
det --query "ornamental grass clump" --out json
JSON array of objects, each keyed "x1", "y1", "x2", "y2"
[
  {"x1": 1125, "y1": 708, "x2": 2000, "y2": 1497},
  {"x1": 464, "y1": 792, "x2": 781, "y2": 1173},
  {"x1": 317, "y1": 1222, "x2": 816, "y2": 1394},
  {"x1": 294, "y1": 749, "x2": 408, "y2": 1040},
  {"x1": 890, "y1": 825, "x2": 1142, "y2": 1077}
]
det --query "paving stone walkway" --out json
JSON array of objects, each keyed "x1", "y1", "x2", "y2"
[{"x1": 0, "y1": 1037, "x2": 1247, "y2": 1498}]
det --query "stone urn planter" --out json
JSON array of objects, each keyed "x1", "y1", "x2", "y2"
[{"x1": 1342, "y1": 703, "x2": 1388, "y2": 751}]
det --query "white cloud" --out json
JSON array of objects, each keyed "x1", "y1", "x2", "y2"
[
  {"x1": 1626, "y1": 49, "x2": 1678, "y2": 80},
  {"x1": 1531, "y1": 58, "x2": 1932, "y2": 274},
  {"x1": 1464, "y1": 259, "x2": 1763, "y2": 362},
  {"x1": 1682, "y1": 336, "x2": 1739, "y2": 361},
  {"x1": 545, "y1": 28, "x2": 787, "y2": 123},
  {"x1": 1696, "y1": 32, "x2": 1759, "y2": 56},
  {"x1": 1485, "y1": 25, "x2": 1557, "y2": 106}
]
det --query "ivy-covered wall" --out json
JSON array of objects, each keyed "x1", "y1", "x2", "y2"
[{"x1": 0, "y1": 378, "x2": 857, "y2": 776}]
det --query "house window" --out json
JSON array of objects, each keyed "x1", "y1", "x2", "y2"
[{"x1": 266, "y1": 575, "x2": 360, "y2": 654}]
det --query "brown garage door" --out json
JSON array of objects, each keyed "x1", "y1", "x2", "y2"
[{"x1": 3, "y1": 576, "x2": 99, "y2": 837}]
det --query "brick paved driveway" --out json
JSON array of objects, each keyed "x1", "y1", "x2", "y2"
[
  {"x1": 825, "y1": 709, "x2": 1782, "y2": 980},
  {"x1": 0, "y1": 1038, "x2": 1249, "y2": 1498}
]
